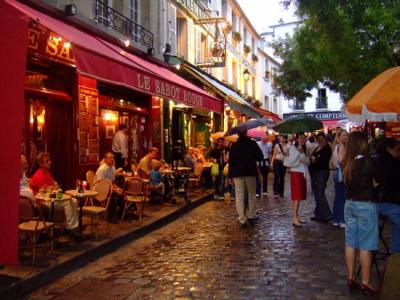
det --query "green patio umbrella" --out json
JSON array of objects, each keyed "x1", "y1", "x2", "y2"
[{"x1": 273, "y1": 115, "x2": 323, "y2": 134}]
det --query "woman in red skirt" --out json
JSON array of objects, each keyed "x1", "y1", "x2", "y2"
[{"x1": 285, "y1": 133, "x2": 309, "y2": 227}]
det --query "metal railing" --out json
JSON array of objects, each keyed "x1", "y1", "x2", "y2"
[
  {"x1": 94, "y1": 0, "x2": 153, "y2": 48},
  {"x1": 175, "y1": 0, "x2": 209, "y2": 20}
]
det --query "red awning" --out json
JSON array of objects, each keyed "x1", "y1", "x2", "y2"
[
  {"x1": 322, "y1": 120, "x2": 340, "y2": 129},
  {"x1": 256, "y1": 107, "x2": 282, "y2": 123},
  {"x1": 6, "y1": 0, "x2": 222, "y2": 113}
]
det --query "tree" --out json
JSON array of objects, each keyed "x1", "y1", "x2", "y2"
[{"x1": 275, "y1": 0, "x2": 400, "y2": 102}]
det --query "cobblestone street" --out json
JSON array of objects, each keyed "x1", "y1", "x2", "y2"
[{"x1": 27, "y1": 177, "x2": 373, "y2": 300}]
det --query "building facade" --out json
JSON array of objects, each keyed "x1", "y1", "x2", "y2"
[{"x1": 261, "y1": 20, "x2": 343, "y2": 126}]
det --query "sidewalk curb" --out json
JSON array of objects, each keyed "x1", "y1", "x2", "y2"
[{"x1": 1, "y1": 193, "x2": 213, "y2": 299}]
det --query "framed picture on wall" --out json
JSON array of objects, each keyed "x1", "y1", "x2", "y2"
[{"x1": 106, "y1": 125, "x2": 115, "y2": 139}]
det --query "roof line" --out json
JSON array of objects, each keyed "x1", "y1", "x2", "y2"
[
  {"x1": 268, "y1": 20, "x2": 303, "y2": 28},
  {"x1": 230, "y1": 0, "x2": 261, "y2": 39}
]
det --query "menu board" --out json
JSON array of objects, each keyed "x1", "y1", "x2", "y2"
[{"x1": 79, "y1": 86, "x2": 99, "y2": 165}]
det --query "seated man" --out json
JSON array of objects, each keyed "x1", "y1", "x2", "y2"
[
  {"x1": 95, "y1": 152, "x2": 124, "y2": 222},
  {"x1": 137, "y1": 147, "x2": 158, "y2": 178},
  {"x1": 20, "y1": 154, "x2": 34, "y2": 200},
  {"x1": 30, "y1": 152, "x2": 79, "y2": 231},
  {"x1": 184, "y1": 147, "x2": 198, "y2": 169}
]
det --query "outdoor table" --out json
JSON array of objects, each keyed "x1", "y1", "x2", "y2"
[
  {"x1": 65, "y1": 189, "x2": 98, "y2": 232},
  {"x1": 35, "y1": 193, "x2": 72, "y2": 222}
]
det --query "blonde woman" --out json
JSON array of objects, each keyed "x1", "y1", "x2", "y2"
[{"x1": 330, "y1": 129, "x2": 348, "y2": 228}]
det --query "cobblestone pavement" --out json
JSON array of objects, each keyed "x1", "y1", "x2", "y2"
[{"x1": 27, "y1": 176, "x2": 374, "y2": 300}]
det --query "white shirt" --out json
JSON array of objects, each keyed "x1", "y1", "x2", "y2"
[
  {"x1": 95, "y1": 163, "x2": 116, "y2": 183},
  {"x1": 287, "y1": 145, "x2": 309, "y2": 174},
  {"x1": 111, "y1": 130, "x2": 128, "y2": 159},
  {"x1": 257, "y1": 141, "x2": 272, "y2": 166}
]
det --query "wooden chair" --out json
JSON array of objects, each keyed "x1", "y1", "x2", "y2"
[
  {"x1": 18, "y1": 196, "x2": 54, "y2": 264},
  {"x1": 82, "y1": 179, "x2": 112, "y2": 238},
  {"x1": 122, "y1": 177, "x2": 145, "y2": 222},
  {"x1": 86, "y1": 170, "x2": 96, "y2": 188}
]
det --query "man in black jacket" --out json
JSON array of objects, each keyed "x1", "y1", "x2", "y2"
[
  {"x1": 310, "y1": 132, "x2": 333, "y2": 222},
  {"x1": 228, "y1": 130, "x2": 263, "y2": 226}
]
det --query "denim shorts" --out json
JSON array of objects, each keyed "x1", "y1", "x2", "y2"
[{"x1": 344, "y1": 200, "x2": 379, "y2": 251}]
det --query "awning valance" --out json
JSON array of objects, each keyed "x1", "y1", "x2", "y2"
[{"x1": 7, "y1": 0, "x2": 222, "y2": 113}]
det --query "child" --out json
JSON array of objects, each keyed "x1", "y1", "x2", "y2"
[{"x1": 149, "y1": 160, "x2": 165, "y2": 195}]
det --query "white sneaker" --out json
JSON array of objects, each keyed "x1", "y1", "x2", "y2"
[
  {"x1": 256, "y1": 194, "x2": 260, "y2": 198},
  {"x1": 262, "y1": 192, "x2": 268, "y2": 196},
  {"x1": 331, "y1": 222, "x2": 339, "y2": 227},
  {"x1": 339, "y1": 223, "x2": 346, "y2": 229}
]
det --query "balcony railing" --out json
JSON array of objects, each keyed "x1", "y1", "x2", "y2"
[
  {"x1": 316, "y1": 96, "x2": 328, "y2": 109},
  {"x1": 293, "y1": 100, "x2": 304, "y2": 111},
  {"x1": 94, "y1": 0, "x2": 153, "y2": 48},
  {"x1": 175, "y1": 0, "x2": 209, "y2": 20}
]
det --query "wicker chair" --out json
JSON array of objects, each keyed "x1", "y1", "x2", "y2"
[
  {"x1": 82, "y1": 179, "x2": 112, "y2": 238},
  {"x1": 122, "y1": 177, "x2": 145, "y2": 222},
  {"x1": 86, "y1": 170, "x2": 96, "y2": 188},
  {"x1": 19, "y1": 196, "x2": 54, "y2": 264}
]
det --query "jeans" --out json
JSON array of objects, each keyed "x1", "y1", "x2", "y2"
[
  {"x1": 311, "y1": 169, "x2": 332, "y2": 220},
  {"x1": 332, "y1": 179, "x2": 346, "y2": 224},
  {"x1": 215, "y1": 173, "x2": 225, "y2": 196},
  {"x1": 345, "y1": 200, "x2": 379, "y2": 250},
  {"x1": 113, "y1": 151, "x2": 125, "y2": 169},
  {"x1": 233, "y1": 176, "x2": 257, "y2": 224},
  {"x1": 273, "y1": 160, "x2": 286, "y2": 196},
  {"x1": 256, "y1": 166, "x2": 269, "y2": 194},
  {"x1": 377, "y1": 202, "x2": 400, "y2": 253}
]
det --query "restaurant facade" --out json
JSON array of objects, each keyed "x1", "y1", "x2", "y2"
[{"x1": 0, "y1": 0, "x2": 224, "y2": 266}]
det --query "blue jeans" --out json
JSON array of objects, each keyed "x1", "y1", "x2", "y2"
[
  {"x1": 311, "y1": 170, "x2": 332, "y2": 220},
  {"x1": 377, "y1": 203, "x2": 400, "y2": 253},
  {"x1": 332, "y1": 180, "x2": 346, "y2": 224}
]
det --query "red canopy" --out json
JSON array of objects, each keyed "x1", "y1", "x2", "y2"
[
  {"x1": 0, "y1": 0, "x2": 29, "y2": 267},
  {"x1": 256, "y1": 107, "x2": 282, "y2": 123},
  {"x1": 7, "y1": 0, "x2": 222, "y2": 113}
]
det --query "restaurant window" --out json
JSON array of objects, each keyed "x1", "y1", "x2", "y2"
[
  {"x1": 96, "y1": 0, "x2": 113, "y2": 26},
  {"x1": 200, "y1": 32, "x2": 208, "y2": 63},
  {"x1": 316, "y1": 88, "x2": 328, "y2": 109},
  {"x1": 232, "y1": 12, "x2": 237, "y2": 32}
]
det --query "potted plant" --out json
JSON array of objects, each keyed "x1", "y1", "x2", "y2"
[
  {"x1": 243, "y1": 45, "x2": 251, "y2": 56},
  {"x1": 223, "y1": 23, "x2": 232, "y2": 35},
  {"x1": 232, "y1": 31, "x2": 242, "y2": 45},
  {"x1": 253, "y1": 100, "x2": 262, "y2": 107},
  {"x1": 246, "y1": 96, "x2": 255, "y2": 104},
  {"x1": 251, "y1": 53, "x2": 259, "y2": 63}
]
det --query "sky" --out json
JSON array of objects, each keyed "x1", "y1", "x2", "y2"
[{"x1": 236, "y1": 0, "x2": 299, "y2": 33}]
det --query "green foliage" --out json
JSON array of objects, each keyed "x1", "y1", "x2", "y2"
[
  {"x1": 232, "y1": 31, "x2": 243, "y2": 43},
  {"x1": 276, "y1": 0, "x2": 400, "y2": 101},
  {"x1": 243, "y1": 45, "x2": 251, "y2": 54},
  {"x1": 251, "y1": 54, "x2": 259, "y2": 63}
]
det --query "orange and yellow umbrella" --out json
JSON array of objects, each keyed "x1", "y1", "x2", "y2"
[{"x1": 346, "y1": 66, "x2": 400, "y2": 121}]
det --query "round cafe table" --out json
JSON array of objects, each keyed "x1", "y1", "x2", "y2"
[
  {"x1": 35, "y1": 193, "x2": 72, "y2": 222},
  {"x1": 65, "y1": 189, "x2": 98, "y2": 232}
]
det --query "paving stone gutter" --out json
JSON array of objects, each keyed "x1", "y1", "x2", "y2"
[{"x1": 0, "y1": 192, "x2": 214, "y2": 299}]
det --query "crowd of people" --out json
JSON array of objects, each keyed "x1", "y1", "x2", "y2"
[{"x1": 225, "y1": 128, "x2": 400, "y2": 294}]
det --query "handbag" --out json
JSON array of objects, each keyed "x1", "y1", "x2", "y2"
[
  {"x1": 211, "y1": 163, "x2": 220, "y2": 176},
  {"x1": 223, "y1": 163, "x2": 229, "y2": 176}
]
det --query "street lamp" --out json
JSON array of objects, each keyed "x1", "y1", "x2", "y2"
[{"x1": 243, "y1": 69, "x2": 251, "y2": 81}]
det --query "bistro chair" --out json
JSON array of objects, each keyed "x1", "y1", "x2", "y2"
[
  {"x1": 189, "y1": 164, "x2": 202, "y2": 188},
  {"x1": 122, "y1": 177, "x2": 145, "y2": 223},
  {"x1": 86, "y1": 170, "x2": 96, "y2": 188},
  {"x1": 18, "y1": 196, "x2": 54, "y2": 264},
  {"x1": 82, "y1": 179, "x2": 112, "y2": 238}
]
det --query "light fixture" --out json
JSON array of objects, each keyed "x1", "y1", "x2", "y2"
[
  {"x1": 393, "y1": 40, "x2": 400, "y2": 65},
  {"x1": 65, "y1": 4, "x2": 77, "y2": 16},
  {"x1": 124, "y1": 39, "x2": 130, "y2": 47},
  {"x1": 243, "y1": 69, "x2": 251, "y2": 81},
  {"x1": 175, "y1": 64, "x2": 181, "y2": 70},
  {"x1": 64, "y1": 41, "x2": 71, "y2": 49}
]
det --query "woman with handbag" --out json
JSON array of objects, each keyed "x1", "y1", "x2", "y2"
[
  {"x1": 284, "y1": 133, "x2": 309, "y2": 227},
  {"x1": 330, "y1": 129, "x2": 348, "y2": 228}
]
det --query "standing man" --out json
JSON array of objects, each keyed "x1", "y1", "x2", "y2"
[
  {"x1": 210, "y1": 138, "x2": 226, "y2": 199},
  {"x1": 256, "y1": 135, "x2": 272, "y2": 197},
  {"x1": 310, "y1": 132, "x2": 333, "y2": 222},
  {"x1": 229, "y1": 130, "x2": 263, "y2": 227},
  {"x1": 271, "y1": 135, "x2": 289, "y2": 198},
  {"x1": 112, "y1": 123, "x2": 129, "y2": 169}
]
